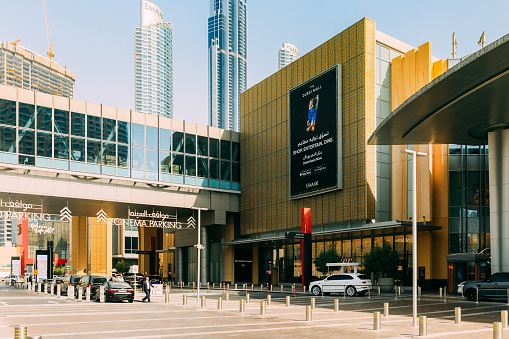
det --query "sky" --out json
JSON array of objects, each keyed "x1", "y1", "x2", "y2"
[{"x1": 1, "y1": 1, "x2": 509, "y2": 126}]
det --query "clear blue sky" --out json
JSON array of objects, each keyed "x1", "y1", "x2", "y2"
[{"x1": 1, "y1": 1, "x2": 508, "y2": 126}]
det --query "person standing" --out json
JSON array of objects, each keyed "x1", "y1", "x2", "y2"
[{"x1": 142, "y1": 276, "x2": 153, "y2": 302}]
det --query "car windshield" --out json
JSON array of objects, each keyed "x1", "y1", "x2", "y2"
[{"x1": 109, "y1": 282, "x2": 132, "y2": 289}]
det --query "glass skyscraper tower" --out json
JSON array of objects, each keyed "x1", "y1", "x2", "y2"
[
  {"x1": 135, "y1": 0, "x2": 173, "y2": 118},
  {"x1": 278, "y1": 42, "x2": 299, "y2": 70},
  {"x1": 208, "y1": 0, "x2": 247, "y2": 132}
]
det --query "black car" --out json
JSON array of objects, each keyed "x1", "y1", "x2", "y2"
[
  {"x1": 76, "y1": 275, "x2": 112, "y2": 299},
  {"x1": 144, "y1": 275, "x2": 162, "y2": 285},
  {"x1": 100, "y1": 281, "x2": 134, "y2": 302},
  {"x1": 463, "y1": 272, "x2": 509, "y2": 301},
  {"x1": 61, "y1": 275, "x2": 81, "y2": 296},
  {"x1": 124, "y1": 273, "x2": 144, "y2": 288}
]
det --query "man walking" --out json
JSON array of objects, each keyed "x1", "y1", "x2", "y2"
[{"x1": 142, "y1": 276, "x2": 152, "y2": 302}]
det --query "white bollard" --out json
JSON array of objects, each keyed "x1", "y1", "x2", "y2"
[
  {"x1": 56, "y1": 284, "x2": 61, "y2": 298},
  {"x1": 77, "y1": 287, "x2": 83, "y2": 302},
  {"x1": 99, "y1": 285, "x2": 105, "y2": 303},
  {"x1": 86, "y1": 286, "x2": 91, "y2": 303},
  {"x1": 384, "y1": 302, "x2": 389, "y2": 317}
]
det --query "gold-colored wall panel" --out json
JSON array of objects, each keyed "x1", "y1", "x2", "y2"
[{"x1": 240, "y1": 18, "x2": 376, "y2": 235}]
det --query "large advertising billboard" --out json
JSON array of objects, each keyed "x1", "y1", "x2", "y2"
[{"x1": 289, "y1": 65, "x2": 342, "y2": 199}]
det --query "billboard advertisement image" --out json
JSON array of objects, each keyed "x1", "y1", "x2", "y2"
[{"x1": 289, "y1": 65, "x2": 342, "y2": 198}]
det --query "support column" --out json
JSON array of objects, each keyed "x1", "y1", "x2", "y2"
[
  {"x1": 200, "y1": 226, "x2": 208, "y2": 284},
  {"x1": 488, "y1": 129, "x2": 509, "y2": 273},
  {"x1": 176, "y1": 248, "x2": 183, "y2": 282}
]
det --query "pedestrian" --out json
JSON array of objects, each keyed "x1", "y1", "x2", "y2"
[{"x1": 142, "y1": 276, "x2": 153, "y2": 302}]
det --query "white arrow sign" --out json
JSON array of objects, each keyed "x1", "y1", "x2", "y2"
[
  {"x1": 187, "y1": 216, "x2": 196, "y2": 229},
  {"x1": 96, "y1": 209, "x2": 107, "y2": 224},
  {"x1": 60, "y1": 207, "x2": 72, "y2": 222}
]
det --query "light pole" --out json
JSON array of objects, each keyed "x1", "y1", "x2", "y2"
[
  {"x1": 191, "y1": 207, "x2": 208, "y2": 302},
  {"x1": 401, "y1": 149, "x2": 427, "y2": 328}
]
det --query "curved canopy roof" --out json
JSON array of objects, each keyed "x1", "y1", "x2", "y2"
[{"x1": 368, "y1": 33, "x2": 509, "y2": 146}]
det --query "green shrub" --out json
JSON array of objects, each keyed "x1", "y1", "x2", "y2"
[
  {"x1": 314, "y1": 249, "x2": 342, "y2": 275},
  {"x1": 363, "y1": 243, "x2": 400, "y2": 278}
]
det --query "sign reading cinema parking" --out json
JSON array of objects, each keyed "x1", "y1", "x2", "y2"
[{"x1": 289, "y1": 65, "x2": 342, "y2": 199}]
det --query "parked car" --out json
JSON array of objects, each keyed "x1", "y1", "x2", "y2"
[
  {"x1": 124, "y1": 273, "x2": 144, "y2": 288},
  {"x1": 144, "y1": 275, "x2": 162, "y2": 285},
  {"x1": 37, "y1": 277, "x2": 64, "y2": 293},
  {"x1": 76, "y1": 275, "x2": 112, "y2": 299},
  {"x1": 2, "y1": 275, "x2": 24, "y2": 285},
  {"x1": 309, "y1": 273, "x2": 372, "y2": 296},
  {"x1": 61, "y1": 275, "x2": 82, "y2": 296},
  {"x1": 462, "y1": 272, "x2": 509, "y2": 301},
  {"x1": 99, "y1": 281, "x2": 134, "y2": 303}
]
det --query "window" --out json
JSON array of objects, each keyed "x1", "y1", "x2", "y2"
[
  {"x1": 185, "y1": 155, "x2": 196, "y2": 176},
  {"x1": 37, "y1": 106, "x2": 52, "y2": 131},
  {"x1": 132, "y1": 124, "x2": 145, "y2": 146},
  {"x1": 0, "y1": 126, "x2": 16, "y2": 153},
  {"x1": 71, "y1": 138, "x2": 85, "y2": 162},
  {"x1": 209, "y1": 138, "x2": 219, "y2": 158},
  {"x1": 146, "y1": 126, "x2": 158, "y2": 149},
  {"x1": 232, "y1": 142, "x2": 239, "y2": 161},
  {"x1": 197, "y1": 157, "x2": 208, "y2": 178},
  {"x1": 18, "y1": 103, "x2": 35, "y2": 129},
  {"x1": 87, "y1": 140, "x2": 102, "y2": 163},
  {"x1": 172, "y1": 153, "x2": 184, "y2": 175},
  {"x1": 71, "y1": 112, "x2": 85, "y2": 137},
  {"x1": 172, "y1": 132, "x2": 184, "y2": 152},
  {"x1": 54, "y1": 109, "x2": 69, "y2": 134},
  {"x1": 125, "y1": 237, "x2": 138, "y2": 254},
  {"x1": 117, "y1": 144, "x2": 129, "y2": 167},
  {"x1": 132, "y1": 147, "x2": 145, "y2": 170},
  {"x1": 87, "y1": 116, "x2": 101, "y2": 140},
  {"x1": 146, "y1": 148, "x2": 158, "y2": 171},
  {"x1": 209, "y1": 159, "x2": 219, "y2": 180},
  {"x1": 221, "y1": 161, "x2": 230, "y2": 181},
  {"x1": 160, "y1": 129, "x2": 171, "y2": 150},
  {"x1": 102, "y1": 143, "x2": 116, "y2": 166},
  {"x1": 54, "y1": 134, "x2": 69, "y2": 160},
  {"x1": 117, "y1": 121, "x2": 130, "y2": 144},
  {"x1": 159, "y1": 151, "x2": 171, "y2": 172},
  {"x1": 221, "y1": 140, "x2": 230, "y2": 160},
  {"x1": 0, "y1": 100, "x2": 16, "y2": 126},
  {"x1": 102, "y1": 118, "x2": 116, "y2": 142},
  {"x1": 18, "y1": 129, "x2": 35, "y2": 155},
  {"x1": 197, "y1": 136, "x2": 208, "y2": 156},
  {"x1": 37, "y1": 132, "x2": 52, "y2": 157}
]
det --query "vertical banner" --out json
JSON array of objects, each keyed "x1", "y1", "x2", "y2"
[
  {"x1": 36, "y1": 250, "x2": 49, "y2": 282},
  {"x1": 11, "y1": 257, "x2": 21, "y2": 276},
  {"x1": 301, "y1": 208, "x2": 312, "y2": 289}
]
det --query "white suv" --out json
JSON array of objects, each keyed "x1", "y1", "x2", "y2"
[{"x1": 309, "y1": 273, "x2": 372, "y2": 296}]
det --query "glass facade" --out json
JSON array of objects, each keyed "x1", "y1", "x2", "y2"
[
  {"x1": 448, "y1": 145, "x2": 490, "y2": 254},
  {"x1": 0, "y1": 98, "x2": 240, "y2": 191}
]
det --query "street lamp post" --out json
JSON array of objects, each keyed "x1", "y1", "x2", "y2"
[
  {"x1": 192, "y1": 207, "x2": 208, "y2": 302},
  {"x1": 401, "y1": 149, "x2": 427, "y2": 328}
]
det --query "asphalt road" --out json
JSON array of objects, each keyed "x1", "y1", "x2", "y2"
[{"x1": 1, "y1": 284, "x2": 509, "y2": 338}]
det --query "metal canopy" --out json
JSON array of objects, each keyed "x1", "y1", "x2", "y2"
[{"x1": 368, "y1": 33, "x2": 509, "y2": 146}]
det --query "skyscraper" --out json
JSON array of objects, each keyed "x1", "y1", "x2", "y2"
[
  {"x1": 208, "y1": 0, "x2": 247, "y2": 132},
  {"x1": 0, "y1": 41, "x2": 76, "y2": 97},
  {"x1": 135, "y1": 0, "x2": 173, "y2": 118},
  {"x1": 278, "y1": 42, "x2": 299, "y2": 70}
]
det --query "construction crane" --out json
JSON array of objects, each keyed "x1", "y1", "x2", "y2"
[
  {"x1": 11, "y1": 39, "x2": 21, "y2": 45},
  {"x1": 42, "y1": 0, "x2": 54, "y2": 60}
]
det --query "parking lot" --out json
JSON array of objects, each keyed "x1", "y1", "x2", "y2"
[{"x1": 1, "y1": 283, "x2": 509, "y2": 338}]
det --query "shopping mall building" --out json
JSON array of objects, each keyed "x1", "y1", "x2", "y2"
[{"x1": 1, "y1": 17, "x2": 501, "y2": 292}]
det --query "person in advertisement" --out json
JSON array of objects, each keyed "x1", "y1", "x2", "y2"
[
  {"x1": 306, "y1": 95, "x2": 319, "y2": 132},
  {"x1": 142, "y1": 276, "x2": 153, "y2": 302}
]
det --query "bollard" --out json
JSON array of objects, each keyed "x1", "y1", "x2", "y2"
[
  {"x1": 493, "y1": 322, "x2": 502, "y2": 339},
  {"x1": 443, "y1": 286, "x2": 447, "y2": 302},
  {"x1": 246, "y1": 293, "x2": 250, "y2": 303},
  {"x1": 56, "y1": 284, "x2": 61, "y2": 298},
  {"x1": 165, "y1": 292, "x2": 169, "y2": 303},
  {"x1": 507, "y1": 288, "x2": 509, "y2": 306},
  {"x1": 99, "y1": 285, "x2": 105, "y2": 303},
  {"x1": 368, "y1": 286, "x2": 371, "y2": 298},
  {"x1": 395, "y1": 286, "x2": 398, "y2": 299},
  {"x1": 38, "y1": 282, "x2": 41, "y2": 293},
  {"x1": 44, "y1": 283, "x2": 48, "y2": 294},
  {"x1": 28, "y1": 336, "x2": 42, "y2": 339},
  {"x1": 218, "y1": 297, "x2": 222, "y2": 310},
  {"x1": 251, "y1": 284, "x2": 254, "y2": 290},
  {"x1": 306, "y1": 306, "x2": 312, "y2": 321},
  {"x1": 77, "y1": 287, "x2": 83, "y2": 302},
  {"x1": 235, "y1": 283, "x2": 237, "y2": 290},
  {"x1": 398, "y1": 286, "x2": 401, "y2": 296},
  {"x1": 50, "y1": 283, "x2": 54, "y2": 296},
  {"x1": 225, "y1": 292, "x2": 229, "y2": 301},
  {"x1": 334, "y1": 299, "x2": 339, "y2": 312},
  {"x1": 14, "y1": 325, "x2": 27, "y2": 339},
  {"x1": 239, "y1": 299, "x2": 245, "y2": 313},
  {"x1": 311, "y1": 297, "x2": 315, "y2": 309},
  {"x1": 183, "y1": 294, "x2": 188, "y2": 305},
  {"x1": 69, "y1": 286, "x2": 74, "y2": 300},
  {"x1": 27, "y1": 282, "x2": 31, "y2": 292},
  {"x1": 455, "y1": 307, "x2": 461, "y2": 324},
  {"x1": 378, "y1": 286, "x2": 381, "y2": 295},
  {"x1": 373, "y1": 311, "x2": 381, "y2": 330},
  {"x1": 271, "y1": 285, "x2": 273, "y2": 292},
  {"x1": 227, "y1": 283, "x2": 230, "y2": 290},
  {"x1": 384, "y1": 302, "x2": 389, "y2": 317},
  {"x1": 260, "y1": 301, "x2": 266, "y2": 315},
  {"x1": 419, "y1": 316, "x2": 427, "y2": 336},
  {"x1": 201, "y1": 296, "x2": 206, "y2": 308},
  {"x1": 261, "y1": 284, "x2": 263, "y2": 291},
  {"x1": 418, "y1": 286, "x2": 422, "y2": 300},
  {"x1": 281, "y1": 285, "x2": 284, "y2": 292},
  {"x1": 86, "y1": 286, "x2": 90, "y2": 303},
  {"x1": 267, "y1": 295, "x2": 271, "y2": 306},
  {"x1": 286, "y1": 296, "x2": 290, "y2": 307},
  {"x1": 476, "y1": 286, "x2": 479, "y2": 303},
  {"x1": 501, "y1": 310, "x2": 508, "y2": 329},
  {"x1": 439, "y1": 287, "x2": 443, "y2": 298},
  {"x1": 213, "y1": 283, "x2": 215, "y2": 289}
]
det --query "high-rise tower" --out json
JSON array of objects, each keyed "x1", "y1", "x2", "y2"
[
  {"x1": 208, "y1": 0, "x2": 247, "y2": 132},
  {"x1": 135, "y1": 0, "x2": 173, "y2": 118},
  {"x1": 278, "y1": 42, "x2": 299, "y2": 70}
]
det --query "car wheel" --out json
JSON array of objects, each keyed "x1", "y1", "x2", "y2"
[
  {"x1": 465, "y1": 288, "x2": 476, "y2": 301},
  {"x1": 311, "y1": 286, "x2": 321, "y2": 296},
  {"x1": 346, "y1": 286, "x2": 357, "y2": 297}
]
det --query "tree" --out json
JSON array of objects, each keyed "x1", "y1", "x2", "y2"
[
  {"x1": 363, "y1": 243, "x2": 401, "y2": 278},
  {"x1": 314, "y1": 248, "x2": 342, "y2": 275},
  {"x1": 53, "y1": 266, "x2": 65, "y2": 275},
  {"x1": 115, "y1": 260, "x2": 130, "y2": 275}
]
